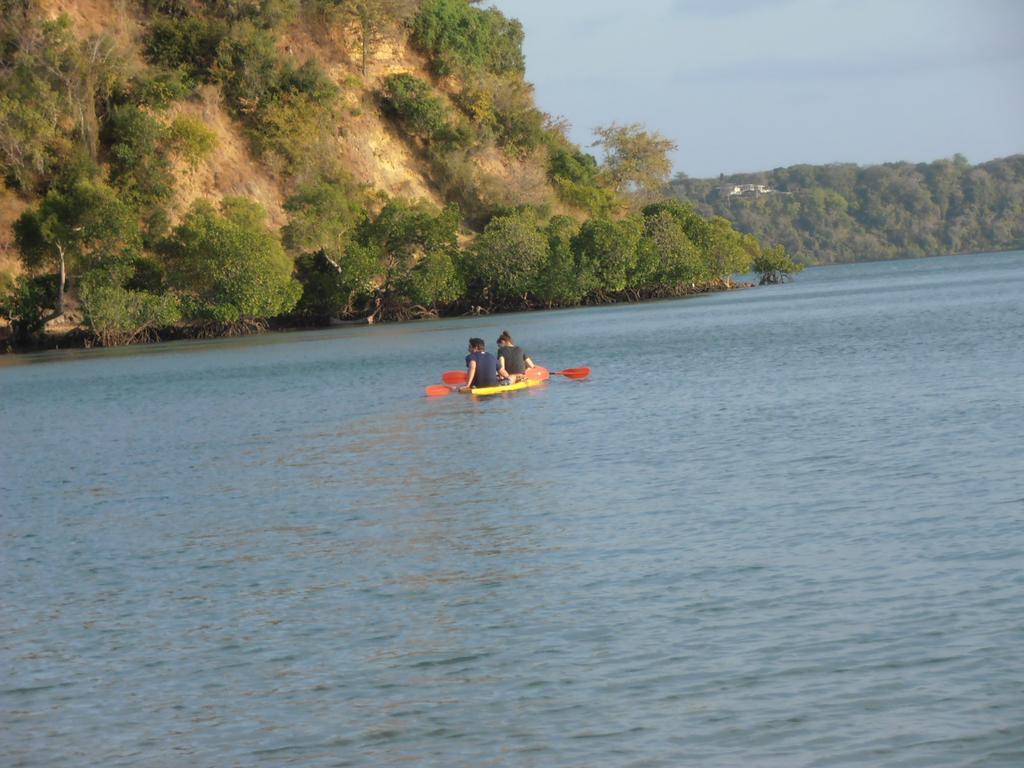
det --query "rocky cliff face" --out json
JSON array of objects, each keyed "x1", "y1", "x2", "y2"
[{"x1": 33, "y1": 0, "x2": 556, "y2": 230}]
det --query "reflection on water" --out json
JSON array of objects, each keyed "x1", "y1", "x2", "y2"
[{"x1": 2, "y1": 251, "x2": 1024, "y2": 767}]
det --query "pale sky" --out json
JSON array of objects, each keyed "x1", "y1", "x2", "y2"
[{"x1": 487, "y1": 0, "x2": 1024, "y2": 178}]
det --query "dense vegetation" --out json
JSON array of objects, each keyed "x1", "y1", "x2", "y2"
[
  {"x1": 669, "y1": 154, "x2": 1024, "y2": 265},
  {"x1": 0, "y1": 0, "x2": 783, "y2": 350}
]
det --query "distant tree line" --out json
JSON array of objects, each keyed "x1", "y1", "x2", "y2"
[{"x1": 669, "y1": 154, "x2": 1024, "y2": 264}]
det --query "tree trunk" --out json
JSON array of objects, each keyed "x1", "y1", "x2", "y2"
[{"x1": 56, "y1": 242, "x2": 66, "y2": 319}]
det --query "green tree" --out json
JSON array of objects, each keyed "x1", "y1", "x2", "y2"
[
  {"x1": 292, "y1": 250, "x2": 348, "y2": 321},
  {"x1": 0, "y1": 273, "x2": 57, "y2": 346},
  {"x1": 351, "y1": 199, "x2": 463, "y2": 318},
  {"x1": 546, "y1": 142, "x2": 617, "y2": 216},
  {"x1": 592, "y1": 122, "x2": 677, "y2": 205},
  {"x1": 130, "y1": 67, "x2": 193, "y2": 110},
  {"x1": 705, "y1": 216, "x2": 755, "y2": 283},
  {"x1": 0, "y1": 12, "x2": 127, "y2": 188},
  {"x1": 9, "y1": 170, "x2": 176, "y2": 344},
  {"x1": 465, "y1": 208, "x2": 548, "y2": 308},
  {"x1": 160, "y1": 198, "x2": 301, "y2": 323},
  {"x1": 403, "y1": 244, "x2": 462, "y2": 309},
  {"x1": 571, "y1": 216, "x2": 643, "y2": 296},
  {"x1": 752, "y1": 244, "x2": 803, "y2": 285},
  {"x1": 104, "y1": 103, "x2": 174, "y2": 208},
  {"x1": 642, "y1": 199, "x2": 733, "y2": 280},
  {"x1": 633, "y1": 209, "x2": 701, "y2": 291},
  {"x1": 455, "y1": 73, "x2": 545, "y2": 156},
  {"x1": 14, "y1": 175, "x2": 142, "y2": 318},
  {"x1": 78, "y1": 270, "x2": 181, "y2": 346},
  {"x1": 282, "y1": 175, "x2": 367, "y2": 255},
  {"x1": 142, "y1": 13, "x2": 228, "y2": 86},
  {"x1": 380, "y1": 72, "x2": 449, "y2": 141},
  {"x1": 533, "y1": 214, "x2": 585, "y2": 306},
  {"x1": 34, "y1": 17, "x2": 128, "y2": 162},
  {"x1": 0, "y1": 42, "x2": 67, "y2": 191},
  {"x1": 412, "y1": 0, "x2": 525, "y2": 77}
]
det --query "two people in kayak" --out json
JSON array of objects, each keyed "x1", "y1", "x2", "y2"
[{"x1": 461, "y1": 331, "x2": 536, "y2": 390}]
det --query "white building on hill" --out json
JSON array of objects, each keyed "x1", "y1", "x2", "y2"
[{"x1": 715, "y1": 183, "x2": 775, "y2": 197}]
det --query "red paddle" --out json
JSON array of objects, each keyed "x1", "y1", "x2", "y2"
[
  {"x1": 526, "y1": 366, "x2": 589, "y2": 380},
  {"x1": 525, "y1": 366, "x2": 549, "y2": 381},
  {"x1": 442, "y1": 370, "x2": 469, "y2": 384},
  {"x1": 552, "y1": 367, "x2": 590, "y2": 379},
  {"x1": 425, "y1": 384, "x2": 456, "y2": 397}
]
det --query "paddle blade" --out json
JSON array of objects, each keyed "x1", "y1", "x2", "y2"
[
  {"x1": 557, "y1": 367, "x2": 590, "y2": 379},
  {"x1": 525, "y1": 366, "x2": 550, "y2": 381},
  {"x1": 425, "y1": 384, "x2": 453, "y2": 397},
  {"x1": 442, "y1": 370, "x2": 468, "y2": 384}
]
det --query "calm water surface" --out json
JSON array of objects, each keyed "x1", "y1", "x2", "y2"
[{"x1": 2, "y1": 251, "x2": 1023, "y2": 767}]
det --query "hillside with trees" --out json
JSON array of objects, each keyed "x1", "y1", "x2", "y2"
[
  {"x1": 669, "y1": 154, "x2": 1024, "y2": 265},
  {"x1": 1, "y1": 0, "x2": 786, "y2": 351}
]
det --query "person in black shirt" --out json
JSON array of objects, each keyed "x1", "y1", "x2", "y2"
[{"x1": 495, "y1": 330, "x2": 536, "y2": 383}]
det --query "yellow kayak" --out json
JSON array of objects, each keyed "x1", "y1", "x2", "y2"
[{"x1": 462, "y1": 378, "x2": 546, "y2": 396}]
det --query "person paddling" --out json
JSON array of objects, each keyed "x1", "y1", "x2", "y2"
[
  {"x1": 461, "y1": 337, "x2": 499, "y2": 391},
  {"x1": 496, "y1": 330, "x2": 536, "y2": 383}
]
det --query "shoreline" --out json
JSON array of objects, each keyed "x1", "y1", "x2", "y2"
[{"x1": 0, "y1": 279, "x2": 752, "y2": 355}]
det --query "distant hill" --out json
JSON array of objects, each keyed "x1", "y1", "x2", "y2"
[{"x1": 669, "y1": 154, "x2": 1024, "y2": 264}]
